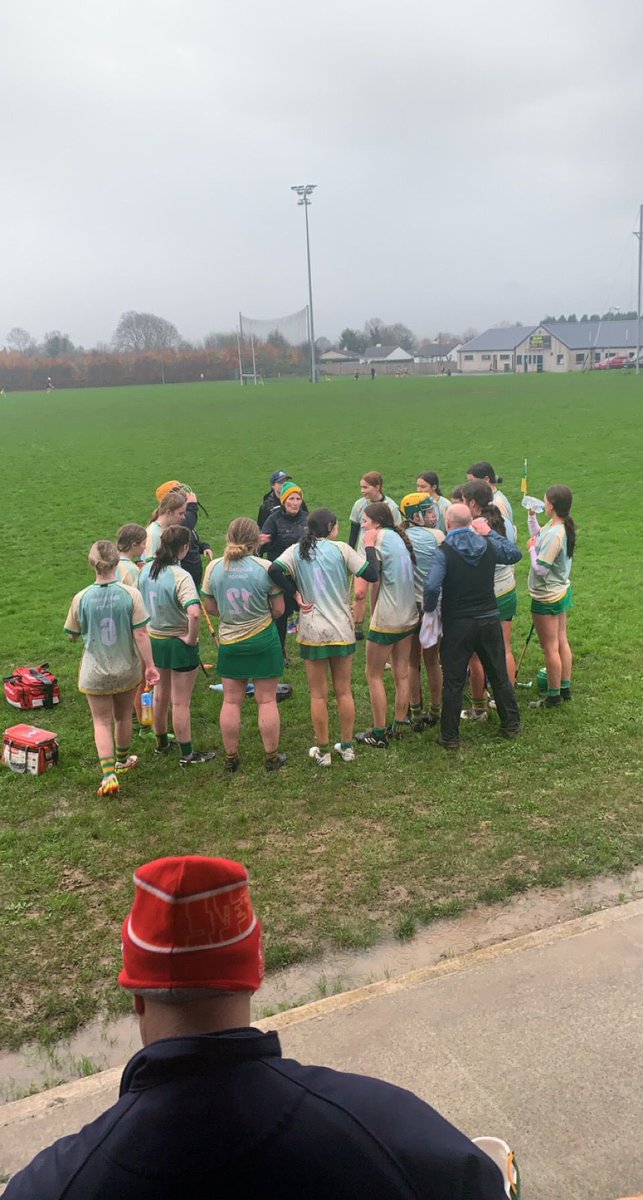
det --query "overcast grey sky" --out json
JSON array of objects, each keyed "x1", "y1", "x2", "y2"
[{"x1": 2, "y1": 0, "x2": 643, "y2": 346}]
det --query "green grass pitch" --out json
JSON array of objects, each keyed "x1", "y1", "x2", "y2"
[{"x1": 0, "y1": 372, "x2": 641, "y2": 1048}]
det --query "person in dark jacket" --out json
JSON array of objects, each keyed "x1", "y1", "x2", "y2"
[
  {"x1": 423, "y1": 503, "x2": 522, "y2": 749},
  {"x1": 5, "y1": 855, "x2": 507, "y2": 1200},
  {"x1": 261, "y1": 482, "x2": 309, "y2": 652},
  {"x1": 257, "y1": 469, "x2": 291, "y2": 528},
  {"x1": 155, "y1": 481, "x2": 212, "y2": 589}
]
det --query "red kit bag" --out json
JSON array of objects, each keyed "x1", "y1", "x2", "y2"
[{"x1": 3, "y1": 664, "x2": 60, "y2": 710}]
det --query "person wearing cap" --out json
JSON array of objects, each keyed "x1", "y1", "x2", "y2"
[
  {"x1": 5, "y1": 854, "x2": 506, "y2": 1200},
  {"x1": 155, "y1": 481, "x2": 213, "y2": 589},
  {"x1": 260, "y1": 482, "x2": 309, "y2": 654},
  {"x1": 400, "y1": 493, "x2": 445, "y2": 730},
  {"x1": 257, "y1": 469, "x2": 291, "y2": 528}
]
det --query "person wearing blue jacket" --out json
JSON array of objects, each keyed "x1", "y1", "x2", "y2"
[
  {"x1": 5, "y1": 855, "x2": 507, "y2": 1200},
  {"x1": 423, "y1": 503, "x2": 522, "y2": 749}
]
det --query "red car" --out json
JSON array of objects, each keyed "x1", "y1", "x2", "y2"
[{"x1": 595, "y1": 355, "x2": 631, "y2": 369}]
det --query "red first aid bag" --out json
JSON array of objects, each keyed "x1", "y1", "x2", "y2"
[
  {"x1": 2, "y1": 724, "x2": 59, "y2": 774},
  {"x1": 3, "y1": 664, "x2": 60, "y2": 710}
]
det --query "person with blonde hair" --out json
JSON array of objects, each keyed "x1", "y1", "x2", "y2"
[
  {"x1": 201, "y1": 518, "x2": 286, "y2": 773},
  {"x1": 64, "y1": 540, "x2": 158, "y2": 796},
  {"x1": 139, "y1": 527, "x2": 215, "y2": 768},
  {"x1": 145, "y1": 491, "x2": 188, "y2": 560}
]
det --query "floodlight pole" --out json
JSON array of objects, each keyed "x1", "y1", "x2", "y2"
[
  {"x1": 291, "y1": 184, "x2": 318, "y2": 383},
  {"x1": 635, "y1": 204, "x2": 643, "y2": 377}
]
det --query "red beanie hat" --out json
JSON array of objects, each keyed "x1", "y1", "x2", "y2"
[{"x1": 118, "y1": 856, "x2": 264, "y2": 993}]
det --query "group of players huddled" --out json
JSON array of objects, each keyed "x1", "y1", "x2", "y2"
[{"x1": 65, "y1": 462, "x2": 575, "y2": 793}]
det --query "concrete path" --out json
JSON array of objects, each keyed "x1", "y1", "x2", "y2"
[{"x1": 1, "y1": 900, "x2": 642, "y2": 1198}]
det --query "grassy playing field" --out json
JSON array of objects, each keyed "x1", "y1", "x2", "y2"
[{"x1": 1, "y1": 373, "x2": 641, "y2": 1050}]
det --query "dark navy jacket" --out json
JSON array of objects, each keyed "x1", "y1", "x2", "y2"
[{"x1": 5, "y1": 1028, "x2": 504, "y2": 1199}]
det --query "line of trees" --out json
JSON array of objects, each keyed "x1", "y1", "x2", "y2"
[{"x1": 540, "y1": 311, "x2": 639, "y2": 323}]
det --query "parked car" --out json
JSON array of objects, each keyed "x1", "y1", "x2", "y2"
[{"x1": 595, "y1": 355, "x2": 630, "y2": 369}]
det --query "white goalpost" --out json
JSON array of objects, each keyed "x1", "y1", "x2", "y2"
[{"x1": 237, "y1": 306, "x2": 310, "y2": 385}]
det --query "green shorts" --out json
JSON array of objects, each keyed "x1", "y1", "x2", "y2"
[
  {"x1": 151, "y1": 636, "x2": 200, "y2": 672},
  {"x1": 496, "y1": 587, "x2": 518, "y2": 622},
  {"x1": 531, "y1": 585, "x2": 573, "y2": 617},
  {"x1": 300, "y1": 642, "x2": 356, "y2": 661},
  {"x1": 367, "y1": 627, "x2": 416, "y2": 646},
  {"x1": 217, "y1": 622, "x2": 283, "y2": 680}
]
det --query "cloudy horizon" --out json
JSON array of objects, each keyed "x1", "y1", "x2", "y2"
[{"x1": 2, "y1": 0, "x2": 643, "y2": 348}]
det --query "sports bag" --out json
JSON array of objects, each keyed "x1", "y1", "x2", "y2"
[
  {"x1": 3, "y1": 724, "x2": 59, "y2": 774},
  {"x1": 3, "y1": 664, "x2": 60, "y2": 710}
]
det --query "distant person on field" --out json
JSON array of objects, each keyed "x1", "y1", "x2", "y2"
[
  {"x1": 370, "y1": 366, "x2": 376, "y2": 380},
  {"x1": 4, "y1": 853, "x2": 507, "y2": 1199},
  {"x1": 201, "y1": 518, "x2": 286, "y2": 773},
  {"x1": 423, "y1": 504, "x2": 521, "y2": 749},
  {"x1": 64, "y1": 540, "x2": 158, "y2": 796},
  {"x1": 46, "y1": 376, "x2": 55, "y2": 392}
]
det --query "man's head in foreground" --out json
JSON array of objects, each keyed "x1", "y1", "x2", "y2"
[
  {"x1": 445, "y1": 502, "x2": 473, "y2": 531},
  {"x1": 119, "y1": 855, "x2": 263, "y2": 1045}
]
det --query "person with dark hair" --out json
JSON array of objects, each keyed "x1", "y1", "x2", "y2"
[
  {"x1": 417, "y1": 471, "x2": 451, "y2": 533},
  {"x1": 201, "y1": 518, "x2": 286, "y2": 773},
  {"x1": 64, "y1": 541, "x2": 158, "y2": 796},
  {"x1": 461, "y1": 481, "x2": 518, "y2": 721},
  {"x1": 527, "y1": 485, "x2": 576, "y2": 710},
  {"x1": 268, "y1": 509, "x2": 379, "y2": 766},
  {"x1": 466, "y1": 462, "x2": 514, "y2": 527},
  {"x1": 423, "y1": 504, "x2": 522, "y2": 749},
  {"x1": 355, "y1": 503, "x2": 418, "y2": 748},
  {"x1": 138, "y1": 527, "x2": 215, "y2": 767},
  {"x1": 399, "y1": 493, "x2": 445, "y2": 729},
  {"x1": 5, "y1": 854, "x2": 508, "y2": 1200},
  {"x1": 115, "y1": 523, "x2": 147, "y2": 587}
]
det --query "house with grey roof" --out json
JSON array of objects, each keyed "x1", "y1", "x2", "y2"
[
  {"x1": 458, "y1": 320, "x2": 641, "y2": 373},
  {"x1": 360, "y1": 344, "x2": 414, "y2": 364}
]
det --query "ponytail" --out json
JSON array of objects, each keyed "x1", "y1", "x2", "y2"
[
  {"x1": 223, "y1": 517, "x2": 260, "y2": 567},
  {"x1": 149, "y1": 492, "x2": 186, "y2": 524},
  {"x1": 299, "y1": 508, "x2": 338, "y2": 562},
  {"x1": 546, "y1": 485, "x2": 575, "y2": 557},
  {"x1": 418, "y1": 470, "x2": 442, "y2": 496},
  {"x1": 88, "y1": 540, "x2": 119, "y2": 575},
  {"x1": 150, "y1": 525, "x2": 190, "y2": 580},
  {"x1": 363, "y1": 502, "x2": 416, "y2": 565}
]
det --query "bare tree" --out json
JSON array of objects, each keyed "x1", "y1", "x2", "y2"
[
  {"x1": 6, "y1": 327, "x2": 36, "y2": 354},
  {"x1": 461, "y1": 327, "x2": 479, "y2": 344},
  {"x1": 113, "y1": 311, "x2": 181, "y2": 352}
]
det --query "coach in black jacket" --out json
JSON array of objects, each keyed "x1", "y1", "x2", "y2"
[{"x1": 6, "y1": 855, "x2": 505, "y2": 1200}]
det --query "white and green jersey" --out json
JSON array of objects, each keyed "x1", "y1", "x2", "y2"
[
  {"x1": 64, "y1": 581, "x2": 149, "y2": 695},
  {"x1": 528, "y1": 520, "x2": 572, "y2": 603},
  {"x1": 493, "y1": 489, "x2": 514, "y2": 527},
  {"x1": 138, "y1": 562, "x2": 200, "y2": 639},
  {"x1": 144, "y1": 521, "x2": 162, "y2": 560},
  {"x1": 349, "y1": 494, "x2": 402, "y2": 552},
  {"x1": 276, "y1": 539, "x2": 368, "y2": 647},
  {"x1": 116, "y1": 557, "x2": 140, "y2": 588},
  {"x1": 202, "y1": 555, "x2": 281, "y2": 644},
  {"x1": 432, "y1": 495, "x2": 451, "y2": 534},
  {"x1": 494, "y1": 517, "x2": 517, "y2": 597},
  {"x1": 405, "y1": 525, "x2": 445, "y2": 605},
  {"x1": 370, "y1": 529, "x2": 418, "y2": 634}
]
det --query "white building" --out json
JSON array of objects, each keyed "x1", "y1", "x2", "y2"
[{"x1": 458, "y1": 320, "x2": 642, "y2": 373}]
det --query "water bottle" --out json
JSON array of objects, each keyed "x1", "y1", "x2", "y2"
[
  {"x1": 537, "y1": 667, "x2": 548, "y2": 694},
  {"x1": 140, "y1": 689, "x2": 154, "y2": 726}
]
